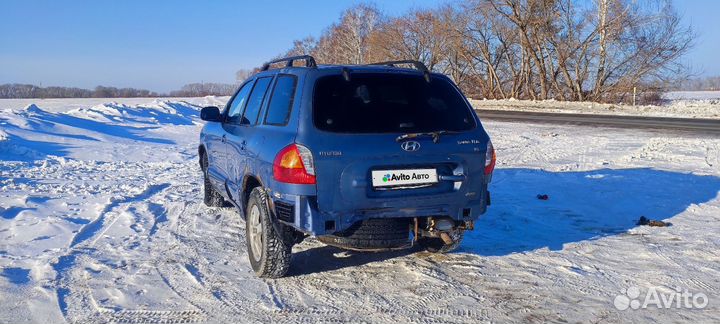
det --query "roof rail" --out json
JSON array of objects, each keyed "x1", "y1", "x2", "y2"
[
  {"x1": 261, "y1": 55, "x2": 317, "y2": 71},
  {"x1": 367, "y1": 60, "x2": 431, "y2": 82}
]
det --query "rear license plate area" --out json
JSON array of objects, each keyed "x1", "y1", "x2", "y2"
[{"x1": 371, "y1": 169, "x2": 438, "y2": 189}]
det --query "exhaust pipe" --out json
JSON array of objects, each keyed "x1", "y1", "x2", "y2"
[
  {"x1": 432, "y1": 217, "x2": 457, "y2": 245},
  {"x1": 439, "y1": 232, "x2": 454, "y2": 245}
]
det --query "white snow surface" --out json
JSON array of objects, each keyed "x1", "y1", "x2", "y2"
[
  {"x1": 663, "y1": 91, "x2": 720, "y2": 101},
  {"x1": 1, "y1": 98, "x2": 719, "y2": 323},
  {"x1": 471, "y1": 91, "x2": 720, "y2": 119}
]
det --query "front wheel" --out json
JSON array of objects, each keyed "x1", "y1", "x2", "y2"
[{"x1": 245, "y1": 188, "x2": 292, "y2": 278}]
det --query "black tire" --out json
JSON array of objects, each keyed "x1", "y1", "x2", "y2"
[
  {"x1": 201, "y1": 154, "x2": 225, "y2": 207},
  {"x1": 319, "y1": 218, "x2": 410, "y2": 250},
  {"x1": 418, "y1": 230, "x2": 464, "y2": 253},
  {"x1": 245, "y1": 187, "x2": 292, "y2": 278}
]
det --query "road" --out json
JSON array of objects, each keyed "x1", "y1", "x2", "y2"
[{"x1": 476, "y1": 109, "x2": 720, "y2": 134}]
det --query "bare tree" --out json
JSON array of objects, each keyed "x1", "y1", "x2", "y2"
[
  {"x1": 285, "y1": 36, "x2": 318, "y2": 57},
  {"x1": 236, "y1": 69, "x2": 256, "y2": 83},
  {"x1": 335, "y1": 3, "x2": 382, "y2": 64},
  {"x1": 275, "y1": 0, "x2": 694, "y2": 104},
  {"x1": 368, "y1": 9, "x2": 448, "y2": 69}
]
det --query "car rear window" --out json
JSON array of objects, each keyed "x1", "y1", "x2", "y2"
[{"x1": 313, "y1": 73, "x2": 476, "y2": 133}]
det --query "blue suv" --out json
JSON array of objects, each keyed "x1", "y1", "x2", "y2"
[{"x1": 199, "y1": 56, "x2": 494, "y2": 278}]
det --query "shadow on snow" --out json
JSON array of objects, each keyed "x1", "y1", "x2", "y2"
[
  {"x1": 463, "y1": 168, "x2": 720, "y2": 255},
  {"x1": 290, "y1": 168, "x2": 720, "y2": 275},
  {"x1": 34, "y1": 112, "x2": 174, "y2": 145}
]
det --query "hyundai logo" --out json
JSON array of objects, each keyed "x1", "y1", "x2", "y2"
[{"x1": 400, "y1": 141, "x2": 421, "y2": 152}]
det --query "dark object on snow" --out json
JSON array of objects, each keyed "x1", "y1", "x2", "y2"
[
  {"x1": 536, "y1": 194, "x2": 549, "y2": 200},
  {"x1": 637, "y1": 216, "x2": 671, "y2": 227}
]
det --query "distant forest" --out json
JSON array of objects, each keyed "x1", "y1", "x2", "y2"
[
  {"x1": 2, "y1": 75, "x2": 716, "y2": 99},
  {"x1": 0, "y1": 83, "x2": 238, "y2": 99},
  {"x1": 673, "y1": 76, "x2": 720, "y2": 92}
]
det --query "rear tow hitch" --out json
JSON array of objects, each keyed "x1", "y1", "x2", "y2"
[{"x1": 416, "y1": 217, "x2": 470, "y2": 243}]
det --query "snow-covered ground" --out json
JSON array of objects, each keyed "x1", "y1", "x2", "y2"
[
  {"x1": 663, "y1": 91, "x2": 720, "y2": 101},
  {"x1": 471, "y1": 90, "x2": 720, "y2": 119},
  {"x1": 1, "y1": 98, "x2": 719, "y2": 323}
]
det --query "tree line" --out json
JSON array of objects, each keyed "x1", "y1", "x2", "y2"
[
  {"x1": 270, "y1": 0, "x2": 695, "y2": 103},
  {"x1": 674, "y1": 76, "x2": 720, "y2": 91},
  {"x1": 168, "y1": 83, "x2": 237, "y2": 97},
  {"x1": 0, "y1": 83, "x2": 237, "y2": 99}
]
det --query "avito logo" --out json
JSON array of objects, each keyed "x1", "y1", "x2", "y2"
[
  {"x1": 382, "y1": 173, "x2": 392, "y2": 182},
  {"x1": 382, "y1": 172, "x2": 431, "y2": 182}
]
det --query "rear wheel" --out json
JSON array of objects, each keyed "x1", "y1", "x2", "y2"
[
  {"x1": 201, "y1": 154, "x2": 225, "y2": 207},
  {"x1": 418, "y1": 229, "x2": 464, "y2": 253},
  {"x1": 245, "y1": 187, "x2": 292, "y2": 278}
]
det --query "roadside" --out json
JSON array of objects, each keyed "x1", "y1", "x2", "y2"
[
  {"x1": 475, "y1": 110, "x2": 720, "y2": 134},
  {"x1": 470, "y1": 91, "x2": 720, "y2": 120}
]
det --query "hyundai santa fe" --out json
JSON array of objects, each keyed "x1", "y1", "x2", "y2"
[{"x1": 198, "y1": 56, "x2": 495, "y2": 278}]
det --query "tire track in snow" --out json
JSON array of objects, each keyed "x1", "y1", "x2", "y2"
[
  {"x1": 167, "y1": 203, "x2": 493, "y2": 323},
  {"x1": 97, "y1": 170, "x2": 228, "y2": 323},
  {"x1": 69, "y1": 183, "x2": 171, "y2": 247},
  {"x1": 53, "y1": 182, "x2": 175, "y2": 323},
  {"x1": 98, "y1": 309, "x2": 205, "y2": 324},
  {"x1": 147, "y1": 198, "x2": 257, "y2": 323}
]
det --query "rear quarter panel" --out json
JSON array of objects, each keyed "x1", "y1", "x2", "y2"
[{"x1": 248, "y1": 69, "x2": 316, "y2": 197}]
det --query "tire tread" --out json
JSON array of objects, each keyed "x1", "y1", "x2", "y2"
[{"x1": 246, "y1": 188, "x2": 291, "y2": 278}]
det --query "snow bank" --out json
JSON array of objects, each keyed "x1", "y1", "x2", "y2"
[
  {"x1": 23, "y1": 103, "x2": 44, "y2": 114},
  {"x1": 0, "y1": 99, "x2": 205, "y2": 162},
  {"x1": 0, "y1": 96, "x2": 231, "y2": 112},
  {"x1": 0, "y1": 127, "x2": 48, "y2": 160},
  {"x1": 65, "y1": 100, "x2": 199, "y2": 125},
  {"x1": 663, "y1": 90, "x2": 720, "y2": 100}
]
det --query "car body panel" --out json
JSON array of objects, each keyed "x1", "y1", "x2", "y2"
[{"x1": 200, "y1": 65, "x2": 491, "y2": 235}]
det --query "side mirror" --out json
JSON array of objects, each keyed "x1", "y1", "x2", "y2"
[{"x1": 200, "y1": 106, "x2": 221, "y2": 122}]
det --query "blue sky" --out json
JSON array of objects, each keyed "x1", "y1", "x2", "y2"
[{"x1": 0, "y1": 0, "x2": 717, "y2": 92}]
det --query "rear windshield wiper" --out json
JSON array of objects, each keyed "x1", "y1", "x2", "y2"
[{"x1": 395, "y1": 130, "x2": 455, "y2": 143}]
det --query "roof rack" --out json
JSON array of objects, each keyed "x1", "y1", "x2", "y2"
[
  {"x1": 367, "y1": 60, "x2": 431, "y2": 82},
  {"x1": 261, "y1": 55, "x2": 317, "y2": 71}
]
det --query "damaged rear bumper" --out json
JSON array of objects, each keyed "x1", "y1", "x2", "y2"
[{"x1": 268, "y1": 191, "x2": 490, "y2": 236}]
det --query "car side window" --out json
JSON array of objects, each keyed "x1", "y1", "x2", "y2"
[
  {"x1": 240, "y1": 76, "x2": 273, "y2": 125},
  {"x1": 264, "y1": 75, "x2": 297, "y2": 126},
  {"x1": 226, "y1": 80, "x2": 254, "y2": 123}
]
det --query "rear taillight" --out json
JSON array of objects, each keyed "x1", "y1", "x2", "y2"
[
  {"x1": 484, "y1": 140, "x2": 496, "y2": 175},
  {"x1": 273, "y1": 144, "x2": 316, "y2": 184}
]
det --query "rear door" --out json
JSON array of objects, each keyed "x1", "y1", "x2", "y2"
[
  {"x1": 307, "y1": 72, "x2": 490, "y2": 213},
  {"x1": 225, "y1": 76, "x2": 274, "y2": 196}
]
